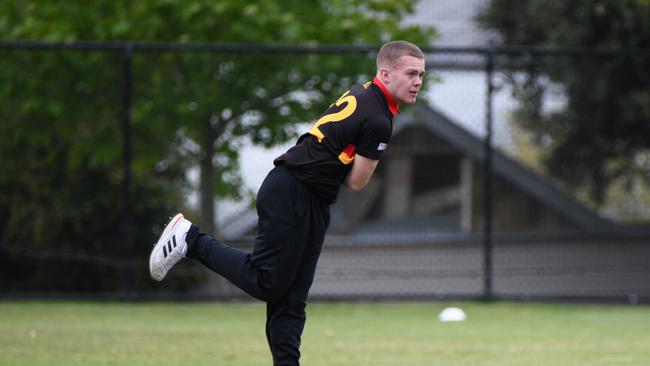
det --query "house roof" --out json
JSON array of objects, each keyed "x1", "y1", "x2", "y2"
[
  {"x1": 221, "y1": 102, "x2": 610, "y2": 240},
  {"x1": 394, "y1": 102, "x2": 611, "y2": 228}
]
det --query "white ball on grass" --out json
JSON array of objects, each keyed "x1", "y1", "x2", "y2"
[{"x1": 438, "y1": 307, "x2": 466, "y2": 322}]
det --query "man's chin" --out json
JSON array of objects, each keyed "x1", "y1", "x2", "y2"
[
  {"x1": 396, "y1": 94, "x2": 419, "y2": 105},
  {"x1": 403, "y1": 97, "x2": 418, "y2": 105}
]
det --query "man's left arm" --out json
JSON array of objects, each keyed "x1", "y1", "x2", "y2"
[
  {"x1": 344, "y1": 109, "x2": 392, "y2": 191},
  {"x1": 344, "y1": 154, "x2": 379, "y2": 191}
]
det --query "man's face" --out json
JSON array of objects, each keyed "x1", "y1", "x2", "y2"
[{"x1": 382, "y1": 55, "x2": 425, "y2": 105}]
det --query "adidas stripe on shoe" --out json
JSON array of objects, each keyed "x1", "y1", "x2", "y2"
[{"x1": 149, "y1": 213, "x2": 192, "y2": 281}]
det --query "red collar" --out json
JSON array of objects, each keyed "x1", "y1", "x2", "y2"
[{"x1": 373, "y1": 76, "x2": 400, "y2": 117}]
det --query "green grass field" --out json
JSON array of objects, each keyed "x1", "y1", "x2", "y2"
[{"x1": 0, "y1": 301, "x2": 648, "y2": 366}]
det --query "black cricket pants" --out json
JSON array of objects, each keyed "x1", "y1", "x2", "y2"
[{"x1": 186, "y1": 165, "x2": 330, "y2": 366}]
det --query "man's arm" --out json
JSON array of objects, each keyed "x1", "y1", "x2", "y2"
[{"x1": 344, "y1": 154, "x2": 379, "y2": 191}]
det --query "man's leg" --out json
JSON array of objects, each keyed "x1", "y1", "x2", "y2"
[
  {"x1": 185, "y1": 230, "x2": 267, "y2": 299},
  {"x1": 265, "y1": 200, "x2": 329, "y2": 366},
  {"x1": 185, "y1": 165, "x2": 311, "y2": 302}
]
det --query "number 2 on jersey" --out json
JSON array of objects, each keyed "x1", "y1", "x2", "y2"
[{"x1": 309, "y1": 91, "x2": 357, "y2": 143}]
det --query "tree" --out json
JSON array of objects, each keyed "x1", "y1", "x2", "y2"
[
  {"x1": 130, "y1": 0, "x2": 436, "y2": 235},
  {"x1": 0, "y1": 45, "x2": 189, "y2": 292},
  {"x1": 0, "y1": 1, "x2": 435, "y2": 292},
  {"x1": 476, "y1": 0, "x2": 650, "y2": 215}
]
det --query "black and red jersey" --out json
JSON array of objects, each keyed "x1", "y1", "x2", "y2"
[{"x1": 274, "y1": 77, "x2": 399, "y2": 203}]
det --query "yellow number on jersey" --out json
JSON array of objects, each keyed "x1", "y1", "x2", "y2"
[{"x1": 308, "y1": 91, "x2": 357, "y2": 143}]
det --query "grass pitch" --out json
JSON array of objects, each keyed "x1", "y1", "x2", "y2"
[{"x1": 0, "y1": 301, "x2": 648, "y2": 365}]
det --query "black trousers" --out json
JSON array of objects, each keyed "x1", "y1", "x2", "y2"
[{"x1": 186, "y1": 165, "x2": 330, "y2": 366}]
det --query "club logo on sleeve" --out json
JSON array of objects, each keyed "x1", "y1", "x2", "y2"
[{"x1": 377, "y1": 142, "x2": 388, "y2": 151}]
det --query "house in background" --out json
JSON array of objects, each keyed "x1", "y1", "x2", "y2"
[
  {"x1": 215, "y1": 102, "x2": 649, "y2": 303},
  {"x1": 328, "y1": 102, "x2": 610, "y2": 236},
  {"x1": 212, "y1": 0, "x2": 648, "y2": 301},
  {"x1": 221, "y1": 102, "x2": 610, "y2": 240}
]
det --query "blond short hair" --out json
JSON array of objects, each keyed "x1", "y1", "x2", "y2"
[{"x1": 376, "y1": 40, "x2": 424, "y2": 69}]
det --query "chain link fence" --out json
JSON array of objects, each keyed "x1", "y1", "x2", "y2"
[{"x1": 1, "y1": 41, "x2": 649, "y2": 302}]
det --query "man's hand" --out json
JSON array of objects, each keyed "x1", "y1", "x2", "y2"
[{"x1": 344, "y1": 154, "x2": 379, "y2": 191}]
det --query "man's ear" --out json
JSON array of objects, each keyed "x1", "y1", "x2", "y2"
[{"x1": 378, "y1": 67, "x2": 390, "y2": 84}]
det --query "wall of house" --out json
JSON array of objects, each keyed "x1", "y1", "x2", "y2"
[
  {"x1": 192, "y1": 229, "x2": 650, "y2": 302},
  {"x1": 308, "y1": 232, "x2": 650, "y2": 301},
  {"x1": 332, "y1": 124, "x2": 591, "y2": 234},
  {"x1": 469, "y1": 162, "x2": 577, "y2": 232}
]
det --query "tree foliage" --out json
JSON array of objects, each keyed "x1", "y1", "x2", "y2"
[
  {"x1": 476, "y1": 0, "x2": 650, "y2": 208},
  {"x1": 0, "y1": 0, "x2": 435, "y2": 292}
]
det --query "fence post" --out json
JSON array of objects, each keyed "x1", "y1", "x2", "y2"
[
  {"x1": 483, "y1": 49, "x2": 495, "y2": 301},
  {"x1": 121, "y1": 44, "x2": 134, "y2": 300}
]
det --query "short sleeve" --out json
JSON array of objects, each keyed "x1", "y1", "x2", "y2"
[{"x1": 356, "y1": 113, "x2": 392, "y2": 160}]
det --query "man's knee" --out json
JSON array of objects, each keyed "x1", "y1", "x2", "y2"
[{"x1": 257, "y1": 271, "x2": 292, "y2": 302}]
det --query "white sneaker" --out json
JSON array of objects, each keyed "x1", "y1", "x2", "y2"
[{"x1": 149, "y1": 213, "x2": 192, "y2": 281}]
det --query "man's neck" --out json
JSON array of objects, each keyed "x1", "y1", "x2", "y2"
[{"x1": 372, "y1": 76, "x2": 399, "y2": 116}]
